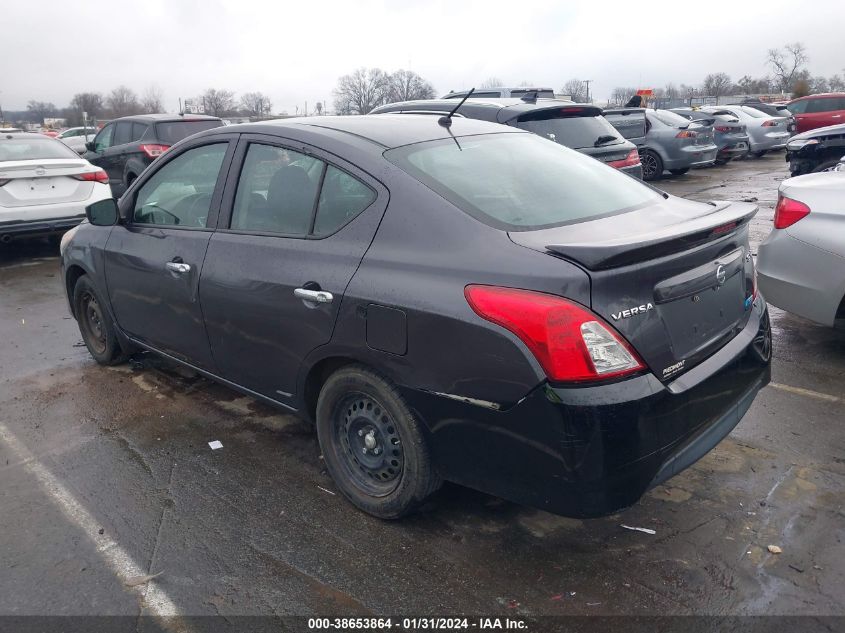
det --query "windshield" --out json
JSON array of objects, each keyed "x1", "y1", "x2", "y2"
[
  {"x1": 516, "y1": 112, "x2": 621, "y2": 149},
  {"x1": 154, "y1": 120, "x2": 223, "y2": 143},
  {"x1": 0, "y1": 137, "x2": 79, "y2": 161},
  {"x1": 385, "y1": 133, "x2": 660, "y2": 231}
]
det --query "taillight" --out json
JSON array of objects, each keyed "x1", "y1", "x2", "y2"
[
  {"x1": 72, "y1": 169, "x2": 109, "y2": 184},
  {"x1": 714, "y1": 125, "x2": 731, "y2": 132},
  {"x1": 464, "y1": 285, "x2": 645, "y2": 383},
  {"x1": 676, "y1": 130, "x2": 697, "y2": 138},
  {"x1": 607, "y1": 149, "x2": 640, "y2": 169},
  {"x1": 762, "y1": 120, "x2": 779, "y2": 127},
  {"x1": 140, "y1": 144, "x2": 170, "y2": 159},
  {"x1": 773, "y1": 195, "x2": 810, "y2": 229}
]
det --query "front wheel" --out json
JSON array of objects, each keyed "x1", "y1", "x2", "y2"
[
  {"x1": 316, "y1": 365, "x2": 441, "y2": 519},
  {"x1": 73, "y1": 275, "x2": 127, "y2": 365},
  {"x1": 640, "y1": 150, "x2": 663, "y2": 181}
]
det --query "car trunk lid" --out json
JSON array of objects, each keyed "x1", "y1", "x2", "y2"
[
  {"x1": 509, "y1": 197, "x2": 758, "y2": 380},
  {"x1": 0, "y1": 159, "x2": 97, "y2": 207}
]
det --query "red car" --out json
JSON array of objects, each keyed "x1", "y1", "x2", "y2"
[{"x1": 787, "y1": 93, "x2": 845, "y2": 133}]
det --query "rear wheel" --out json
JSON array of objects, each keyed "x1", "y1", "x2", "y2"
[
  {"x1": 669, "y1": 168, "x2": 689, "y2": 176},
  {"x1": 316, "y1": 365, "x2": 441, "y2": 519},
  {"x1": 73, "y1": 276, "x2": 127, "y2": 365},
  {"x1": 640, "y1": 150, "x2": 663, "y2": 181}
]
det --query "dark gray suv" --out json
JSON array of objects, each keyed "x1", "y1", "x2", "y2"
[{"x1": 371, "y1": 98, "x2": 643, "y2": 179}]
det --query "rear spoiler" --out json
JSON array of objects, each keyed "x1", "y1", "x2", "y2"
[
  {"x1": 544, "y1": 202, "x2": 758, "y2": 270},
  {"x1": 498, "y1": 104, "x2": 603, "y2": 125}
]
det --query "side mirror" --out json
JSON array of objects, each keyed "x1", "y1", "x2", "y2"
[
  {"x1": 86, "y1": 199, "x2": 119, "y2": 226},
  {"x1": 85, "y1": 141, "x2": 96, "y2": 152}
]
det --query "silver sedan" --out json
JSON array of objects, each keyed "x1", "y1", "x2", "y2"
[
  {"x1": 757, "y1": 167, "x2": 845, "y2": 327},
  {"x1": 700, "y1": 105, "x2": 790, "y2": 156}
]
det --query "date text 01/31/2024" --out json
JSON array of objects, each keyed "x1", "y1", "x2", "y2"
[{"x1": 307, "y1": 617, "x2": 528, "y2": 630}]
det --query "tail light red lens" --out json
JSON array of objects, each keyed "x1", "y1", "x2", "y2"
[
  {"x1": 762, "y1": 120, "x2": 779, "y2": 127},
  {"x1": 464, "y1": 285, "x2": 645, "y2": 383},
  {"x1": 676, "y1": 130, "x2": 697, "y2": 138},
  {"x1": 140, "y1": 144, "x2": 170, "y2": 159},
  {"x1": 714, "y1": 125, "x2": 731, "y2": 132},
  {"x1": 773, "y1": 195, "x2": 810, "y2": 229},
  {"x1": 72, "y1": 169, "x2": 109, "y2": 184},
  {"x1": 607, "y1": 149, "x2": 640, "y2": 169}
]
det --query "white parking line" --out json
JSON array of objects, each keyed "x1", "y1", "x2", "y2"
[
  {"x1": 769, "y1": 382, "x2": 840, "y2": 403},
  {"x1": 0, "y1": 421, "x2": 187, "y2": 627}
]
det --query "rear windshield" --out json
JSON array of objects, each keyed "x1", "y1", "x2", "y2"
[
  {"x1": 154, "y1": 120, "x2": 223, "y2": 143},
  {"x1": 740, "y1": 107, "x2": 767, "y2": 118},
  {"x1": 516, "y1": 111, "x2": 622, "y2": 149},
  {"x1": 510, "y1": 89, "x2": 556, "y2": 99},
  {"x1": 652, "y1": 110, "x2": 691, "y2": 127},
  {"x1": 385, "y1": 133, "x2": 660, "y2": 231},
  {"x1": 0, "y1": 136, "x2": 79, "y2": 161}
]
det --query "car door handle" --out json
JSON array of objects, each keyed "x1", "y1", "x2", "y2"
[
  {"x1": 294, "y1": 288, "x2": 333, "y2": 304},
  {"x1": 165, "y1": 261, "x2": 191, "y2": 274}
]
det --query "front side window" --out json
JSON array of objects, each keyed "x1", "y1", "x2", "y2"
[
  {"x1": 386, "y1": 132, "x2": 660, "y2": 231},
  {"x1": 133, "y1": 143, "x2": 227, "y2": 228},
  {"x1": 131, "y1": 122, "x2": 148, "y2": 142},
  {"x1": 93, "y1": 124, "x2": 113, "y2": 152},
  {"x1": 787, "y1": 100, "x2": 808, "y2": 114}
]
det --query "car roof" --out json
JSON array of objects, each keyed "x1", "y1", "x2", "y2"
[
  {"x1": 108, "y1": 113, "x2": 222, "y2": 123},
  {"x1": 201, "y1": 114, "x2": 522, "y2": 150},
  {"x1": 791, "y1": 92, "x2": 845, "y2": 101},
  {"x1": 1, "y1": 132, "x2": 56, "y2": 139}
]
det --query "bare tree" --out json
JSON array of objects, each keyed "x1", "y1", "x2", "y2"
[
  {"x1": 479, "y1": 77, "x2": 503, "y2": 89},
  {"x1": 202, "y1": 88, "x2": 236, "y2": 117},
  {"x1": 830, "y1": 74, "x2": 845, "y2": 92},
  {"x1": 333, "y1": 68, "x2": 390, "y2": 115},
  {"x1": 387, "y1": 69, "x2": 436, "y2": 103},
  {"x1": 664, "y1": 83, "x2": 679, "y2": 101},
  {"x1": 107, "y1": 85, "x2": 140, "y2": 117},
  {"x1": 702, "y1": 73, "x2": 732, "y2": 103},
  {"x1": 767, "y1": 42, "x2": 809, "y2": 92},
  {"x1": 562, "y1": 78, "x2": 587, "y2": 102},
  {"x1": 70, "y1": 92, "x2": 104, "y2": 119},
  {"x1": 239, "y1": 92, "x2": 273, "y2": 118},
  {"x1": 314, "y1": 101, "x2": 324, "y2": 116},
  {"x1": 810, "y1": 76, "x2": 830, "y2": 94},
  {"x1": 26, "y1": 100, "x2": 57, "y2": 124},
  {"x1": 610, "y1": 86, "x2": 638, "y2": 105},
  {"x1": 140, "y1": 85, "x2": 164, "y2": 114}
]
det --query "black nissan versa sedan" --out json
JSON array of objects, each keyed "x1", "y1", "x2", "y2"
[{"x1": 61, "y1": 115, "x2": 772, "y2": 519}]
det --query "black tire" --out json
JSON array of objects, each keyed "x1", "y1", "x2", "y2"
[
  {"x1": 715, "y1": 157, "x2": 730, "y2": 166},
  {"x1": 73, "y1": 275, "x2": 128, "y2": 365},
  {"x1": 752, "y1": 151, "x2": 766, "y2": 158},
  {"x1": 316, "y1": 365, "x2": 441, "y2": 519},
  {"x1": 669, "y1": 168, "x2": 689, "y2": 176},
  {"x1": 640, "y1": 150, "x2": 663, "y2": 181},
  {"x1": 811, "y1": 159, "x2": 842, "y2": 173}
]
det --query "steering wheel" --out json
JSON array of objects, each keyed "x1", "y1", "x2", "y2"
[{"x1": 139, "y1": 203, "x2": 180, "y2": 225}]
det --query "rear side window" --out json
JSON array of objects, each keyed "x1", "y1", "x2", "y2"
[
  {"x1": 313, "y1": 166, "x2": 376, "y2": 236},
  {"x1": 231, "y1": 144, "x2": 375, "y2": 237},
  {"x1": 231, "y1": 144, "x2": 322, "y2": 235},
  {"x1": 113, "y1": 121, "x2": 132, "y2": 146},
  {"x1": 517, "y1": 111, "x2": 622, "y2": 148},
  {"x1": 155, "y1": 120, "x2": 223, "y2": 143},
  {"x1": 805, "y1": 98, "x2": 836, "y2": 114},
  {"x1": 0, "y1": 137, "x2": 78, "y2": 161},
  {"x1": 133, "y1": 143, "x2": 227, "y2": 228},
  {"x1": 131, "y1": 122, "x2": 148, "y2": 142},
  {"x1": 386, "y1": 133, "x2": 660, "y2": 231}
]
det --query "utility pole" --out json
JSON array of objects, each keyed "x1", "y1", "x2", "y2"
[{"x1": 583, "y1": 79, "x2": 592, "y2": 103}]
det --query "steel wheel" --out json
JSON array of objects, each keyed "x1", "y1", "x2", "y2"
[
  {"x1": 80, "y1": 290, "x2": 107, "y2": 356},
  {"x1": 335, "y1": 393, "x2": 404, "y2": 496}
]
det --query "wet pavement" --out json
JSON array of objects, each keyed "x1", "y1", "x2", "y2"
[{"x1": 1, "y1": 153, "x2": 843, "y2": 624}]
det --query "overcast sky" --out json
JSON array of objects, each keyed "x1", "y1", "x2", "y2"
[{"x1": 2, "y1": 0, "x2": 843, "y2": 114}]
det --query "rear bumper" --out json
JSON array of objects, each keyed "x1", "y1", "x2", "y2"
[
  {"x1": 758, "y1": 229, "x2": 845, "y2": 327},
  {"x1": 618, "y1": 163, "x2": 643, "y2": 180},
  {"x1": 0, "y1": 214, "x2": 85, "y2": 239},
  {"x1": 403, "y1": 300, "x2": 771, "y2": 518},
  {"x1": 663, "y1": 145, "x2": 718, "y2": 170}
]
